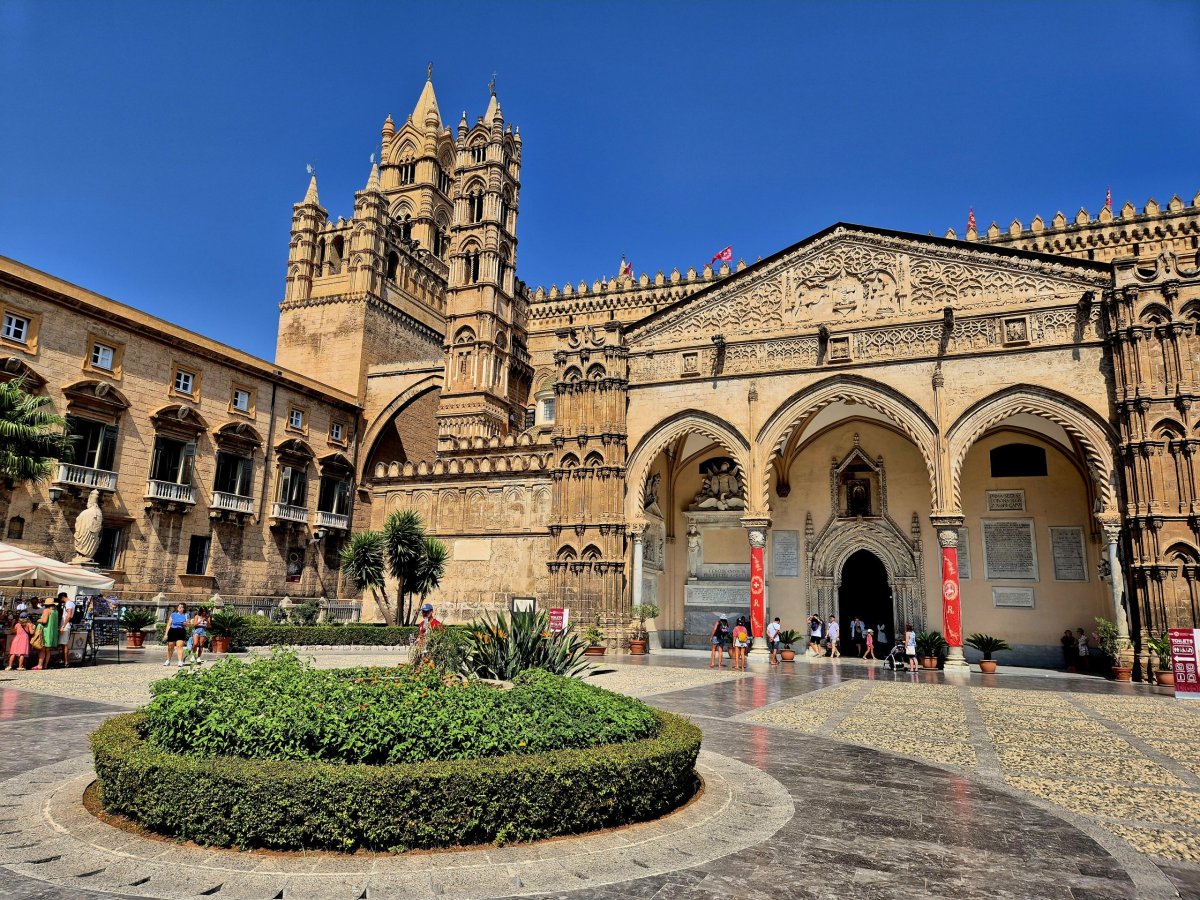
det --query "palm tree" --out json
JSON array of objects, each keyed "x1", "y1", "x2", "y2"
[
  {"x1": 409, "y1": 536, "x2": 449, "y2": 608},
  {"x1": 340, "y1": 512, "x2": 447, "y2": 626},
  {"x1": 384, "y1": 510, "x2": 426, "y2": 626},
  {"x1": 0, "y1": 375, "x2": 70, "y2": 488},
  {"x1": 339, "y1": 531, "x2": 393, "y2": 625}
]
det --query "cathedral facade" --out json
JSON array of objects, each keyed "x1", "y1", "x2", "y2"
[{"x1": 5, "y1": 73, "x2": 1200, "y2": 674}]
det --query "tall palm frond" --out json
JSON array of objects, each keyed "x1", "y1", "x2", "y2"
[{"x1": 0, "y1": 376, "x2": 71, "y2": 484}]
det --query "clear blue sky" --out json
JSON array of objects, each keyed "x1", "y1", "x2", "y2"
[{"x1": 1, "y1": 1, "x2": 1196, "y2": 362}]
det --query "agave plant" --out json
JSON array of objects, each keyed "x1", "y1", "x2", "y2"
[{"x1": 460, "y1": 609, "x2": 591, "y2": 680}]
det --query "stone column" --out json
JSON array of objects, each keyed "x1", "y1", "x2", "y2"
[
  {"x1": 743, "y1": 519, "x2": 769, "y2": 639},
  {"x1": 932, "y1": 516, "x2": 968, "y2": 670},
  {"x1": 1102, "y1": 523, "x2": 1130, "y2": 641},
  {"x1": 630, "y1": 526, "x2": 645, "y2": 609}
]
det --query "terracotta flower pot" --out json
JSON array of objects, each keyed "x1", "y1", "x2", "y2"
[
  {"x1": 211, "y1": 636, "x2": 232, "y2": 654},
  {"x1": 1156, "y1": 669, "x2": 1176, "y2": 687},
  {"x1": 781, "y1": 649, "x2": 796, "y2": 661},
  {"x1": 125, "y1": 631, "x2": 145, "y2": 649},
  {"x1": 1111, "y1": 665, "x2": 1133, "y2": 682},
  {"x1": 920, "y1": 656, "x2": 938, "y2": 670},
  {"x1": 629, "y1": 639, "x2": 648, "y2": 655},
  {"x1": 584, "y1": 645, "x2": 606, "y2": 657},
  {"x1": 978, "y1": 659, "x2": 997, "y2": 674}
]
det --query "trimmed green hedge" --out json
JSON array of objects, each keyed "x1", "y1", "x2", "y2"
[
  {"x1": 152, "y1": 623, "x2": 442, "y2": 647},
  {"x1": 91, "y1": 709, "x2": 701, "y2": 851}
]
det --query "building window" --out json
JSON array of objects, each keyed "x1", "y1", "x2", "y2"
[
  {"x1": 990, "y1": 443, "x2": 1048, "y2": 478},
  {"x1": 91, "y1": 342, "x2": 115, "y2": 371},
  {"x1": 95, "y1": 525, "x2": 124, "y2": 570},
  {"x1": 468, "y1": 252, "x2": 481, "y2": 284},
  {"x1": 287, "y1": 407, "x2": 306, "y2": 431},
  {"x1": 173, "y1": 369, "x2": 194, "y2": 395},
  {"x1": 469, "y1": 193, "x2": 484, "y2": 224},
  {"x1": 277, "y1": 465, "x2": 308, "y2": 506},
  {"x1": 524, "y1": 407, "x2": 535, "y2": 430},
  {"x1": 471, "y1": 145, "x2": 486, "y2": 164},
  {"x1": 185, "y1": 534, "x2": 211, "y2": 576},
  {"x1": 5, "y1": 516, "x2": 25, "y2": 540},
  {"x1": 68, "y1": 416, "x2": 118, "y2": 472},
  {"x1": 150, "y1": 436, "x2": 196, "y2": 485},
  {"x1": 433, "y1": 228, "x2": 447, "y2": 259},
  {"x1": 330, "y1": 421, "x2": 345, "y2": 444},
  {"x1": 214, "y1": 452, "x2": 254, "y2": 497},
  {"x1": 2, "y1": 313, "x2": 29, "y2": 344},
  {"x1": 437, "y1": 167, "x2": 452, "y2": 195},
  {"x1": 317, "y1": 475, "x2": 352, "y2": 516},
  {"x1": 541, "y1": 397, "x2": 556, "y2": 423},
  {"x1": 231, "y1": 387, "x2": 253, "y2": 414},
  {"x1": 398, "y1": 162, "x2": 416, "y2": 185}
]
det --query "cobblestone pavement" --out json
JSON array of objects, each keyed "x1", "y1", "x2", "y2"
[{"x1": 0, "y1": 649, "x2": 1197, "y2": 898}]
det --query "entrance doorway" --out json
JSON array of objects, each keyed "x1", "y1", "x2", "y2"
[{"x1": 838, "y1": 549, "x2": 893, "y2": 656}]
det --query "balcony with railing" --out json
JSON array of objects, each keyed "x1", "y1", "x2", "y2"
[
  {"x1": 145, "y1": 479, "x2": 196, "y2": 506},
  {"x1": 270, "y1": 502, "x2": 309, "y2": 525},
  {"x1": 315, "y1": 510, "x2": 350, "y2": 531},
  {"x1": 54, "y1": 462, "x2": 118, "y2": 492},
  {"x1": 212, "y1": 492, "x2": 255, "y2": 516}
]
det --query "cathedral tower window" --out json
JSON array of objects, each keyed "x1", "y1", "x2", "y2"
[
  {"x1": 468, "y1": 251, "x2": 481, "y2": 283},
  {"x1": 398, "y1": 162, "x2": 416, "y2": 185},
  {"x1": 438, "y1": 165, "x2": 452, "y2": 195},
  {"x1": 329, "y1": 235, "x2": 344, "y2": 274},
  {"x1": 469, "y1": 191, "x2": 484, "y2": 224},
  {"x1": 471, "y1": 144, "x2": 486, "y2": 164},
  {"x1": 386, "y1": 251, "x2": 400, "y2": 282},
  {"x1": 433, "y1": 227, "x2": 447, "y2": 259}
]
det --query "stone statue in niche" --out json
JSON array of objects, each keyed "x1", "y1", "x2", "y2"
[
  {"x1": 72, "y1": 489, "x2": 104, "y2": 565},
  {"x1": 686, "y1": 523, "x2": 702, "y2": 579},
  {"x1": 846, "y1": 478, "x2": 871, "y2": 516},
  {"x1": 643, "y1": 473, "x2": 663, "y2": 518},
  {"x1": 690, "y1": 458, "x2": 745, "y2": 510}
]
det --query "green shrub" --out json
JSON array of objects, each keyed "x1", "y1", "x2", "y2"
[
  {"x1": 415, "y1": 622, "x2": 470, "y2": 673},
  {"x1": 460, "y1": 609, "x2": 590, "y2": 679},
  {"x1": 140, "y1": 651, "x2": 658, "y2": 764},
  {"x1": 118, "y1": 607, "x2": 156, "y2": 633},
  {"x1": 91, "y1": 708, "x2": 700, "y2": 852},
  {"x1": 288, "y1": 601, "x2": 320, "y2": 626},
  {"x1": 235, "y1": 624, "x2": 420, "y2": 646}
]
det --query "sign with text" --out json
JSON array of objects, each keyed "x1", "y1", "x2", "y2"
[
  {"x1": 1169, "y1": 628, "x2": 1200, "y2": 698},
  {"x1": 548, "y1": 607, "x2": 569, "y2": 633}
]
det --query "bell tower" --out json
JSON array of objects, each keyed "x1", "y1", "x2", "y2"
[{"x1": 436, "y1": 80, "x2": 529, "y2": 448}]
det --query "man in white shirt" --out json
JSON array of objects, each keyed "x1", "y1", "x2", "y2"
[
  {"x1": 826, "y1": 615, "x2": 841, "y2": 658},
  {"x1": 766, "y1": 616, "x2": 782, "y2": 666}
]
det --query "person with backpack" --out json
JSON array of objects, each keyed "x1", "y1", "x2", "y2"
[
  {"x1": 709, "y1": 616, "x2": 730, "y2": 668},
  {"x1": 808, "y1": 614, "x2": 823, "y2": 656},
  {"x1": 731, "y1": 616, "x2": 750, "y2": 671}
]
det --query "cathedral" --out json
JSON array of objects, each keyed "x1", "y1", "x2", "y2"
[{"x1": 5, "y1": 72, "x2": 1200, "y2": 675}]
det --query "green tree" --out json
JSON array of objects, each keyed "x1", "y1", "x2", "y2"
[
  {"x1": 339, "y1": 512, "x2": 448, "y2": 626},
  {"x1": 0, "y1": 376, "x2": 70, "y2": 486}
]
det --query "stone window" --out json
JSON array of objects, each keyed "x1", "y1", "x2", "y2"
[
  {"x1": 317, "y1": 474, "x2": 352, "y2": 517},
  {"x1": 68, "y1": 416, "x2": 118, "y2": 472},
  {"x1": 2, "y1": 313, "x2": 28, "y2": 344},
  {"x1": 329, "y1": 421, "x2": 346, "y2": 444},
  {"x1": 541, "y1": 397, "x2": 556, "y2": 424},
  {"x1": 438, "y1": 166, "x2": 452, "y2": 195},
  {"x1": 990, "y1": 443, "x2": 1047, "y2": 478},
  {"x1": 87, "y1": 338, "x2": 120, "y2": 374},
  {"x1": 171, "y1": 365, "x2": 198, "y2": 398},
  {"x1": 0, "y1": 303, "x2": 40, "y2": 353},
  {"x1": 398, "y1": 162, "x2": 416, "y2": 185},
  {"x1": 94, "y1": 525, "x2": 124, "y2": 570},
  {"x1": 214, "y1": 452, "x2": 254, "y2": 497},
  {"x1": 230, "y1": 385, "x2": 255, "y2": 416},
  {"x1": 287, "y1": 407, "x2": 307, "y2": 433},
  {"x1": 471, "y1": 145, "x2": 486, "y2": 164},
  {"x1": 277, "y1": 465, "x2": 308, "y2": 506},
  {"x1": 5, "y1": 516, "x2": 24, "y2": 540},
  {"x1": 185, "y1": 534, "x2": 211, "y2": 576},
  {"x1": 469, "y1": 193, "x2": 484, "y2": 224},
  {"x1": 150, "y1": 436, "x2": 196, "y2": 485}
]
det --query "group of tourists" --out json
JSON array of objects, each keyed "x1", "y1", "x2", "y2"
[
  {"x1": 162, "y1": 603, "x2": 211, "y2": 667},
  {"x1": 804, "y1": 614, "x2": 891, "y2": 660},
  {"x1": 3, "y1": 592, "x2": 80, "y2": 670},
  {"x1": 1060, "y1": 627, "x2": 1097, "y2": 673},
  {"x1": 708, "y1": 615, "x2": 753, "y2": 670}
]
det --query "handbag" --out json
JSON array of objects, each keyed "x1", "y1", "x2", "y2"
[{"x1": 30, "y1": 625, "x2": 45, "y2": 651}]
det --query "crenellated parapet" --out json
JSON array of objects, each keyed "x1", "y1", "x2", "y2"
[{"x1": 964, "y1": 190, "x2": 1200, "y2": 264}]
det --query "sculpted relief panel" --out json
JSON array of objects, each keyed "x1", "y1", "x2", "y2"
[
  {"x1": 384, "y1": 481, "x2": 552, "y2": 536},
  {"x1": 632, "y1": 228, "x2": 1108, "y2": 349}
]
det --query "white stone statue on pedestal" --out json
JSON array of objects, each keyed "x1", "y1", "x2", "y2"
[
  {"x1": 72, "y1": 489, "x2": 104, "y2": 565},
  {"x1": 686, "y1": 523, "x2": 702, "y2": 580}
]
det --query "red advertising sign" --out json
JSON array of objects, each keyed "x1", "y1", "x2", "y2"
[
  {"x1": 941, "y1": 547, "x2": 962, "y2": 648},
  {"x1": 1169, "y1": 628, "x2": 1200, "y2": 699},
  {"x1": 749, "y1": 545, "x2": 765, "y2": 639},
  {"x1": 548, "y1": 607, "x2": 569, "y2": 633}
]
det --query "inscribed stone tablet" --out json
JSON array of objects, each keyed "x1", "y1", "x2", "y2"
[
  {"x1": 1050, "y1": 526, "x2": 1087, "y2": 581},
  {"x1": 986, "y1": 490, "x2": 1026, "y2": 512},
  {"x1": 772, "y1": 530, "x2": 800, "y2": 578},
  {"x1": 993, "y1": 586, "x2": 1035, "y2": 608},
  {"x1": 956, "y1": 527, "x2": 971, "y2": 580},
  {"x1": 982, "y1": 518, "x2": 1038, "y2": 580}
]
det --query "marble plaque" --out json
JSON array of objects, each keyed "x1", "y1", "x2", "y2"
[
  {"x1": 993, "y1": 586, "x2": 1035, "y2": 608},
  {"x1": 986, "y1": 489, "x2": 1026, "y2": 512},
  {"x1": 772, "y1": 530, "x2": 801, "y2": 578},
  {"x1": 956, "y1": 527, "x2": 971, "y2": 580},
  {"x1": 982, "y1": 518, "x2": 1038, "y2": 581},
  {"x1": 701, "y1": 564, "x2": 751, "y2": 581},
  {"x1": 1050, "y1": 526, "x2": 1087, "y2": 581},
  {"x1": 686, "y1": 584, "x2": 749, "y2": 606}
]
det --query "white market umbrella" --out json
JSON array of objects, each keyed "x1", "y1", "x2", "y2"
[{"x1": 0, "y1": 542, "x2": 115, "y2": 589}]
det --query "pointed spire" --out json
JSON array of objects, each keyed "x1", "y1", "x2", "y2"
[
  {"x1": 412, "y1": 68, "x2": 441, "y2": 130},
  {"x1": 382, "y1": 113, "x2": 394, "y2": 140},
  {"x1": 485, "y1": 74, "x2": 501, "y2": 123},
  {"x1": 303, "y1": 174, "x2": 319, "y2": 205},
  {"x1": 364, "y1": 161, "x2": 380, "y2": 192}
]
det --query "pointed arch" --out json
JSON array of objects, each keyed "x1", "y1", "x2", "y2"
[
  {"x1": 624, "y1": 410, "x2": 750, "y2": 526},
  {"x1": 946, "y1": 385, "x2": 1119, "y2": 517},
  {"x1": 755, "y1": 375, "x2": 939, "y2": 513},
  {"x1": 360, "y1": 374, "x2": 443, "y2": 480}
]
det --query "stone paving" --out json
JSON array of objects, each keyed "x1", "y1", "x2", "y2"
[{"x1": 0, "y1": 648, "x2": 1197, "y2": 898}]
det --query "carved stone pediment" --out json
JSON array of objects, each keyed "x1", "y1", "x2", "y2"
[{"x1": 628, "y1": 225, "x2": 1109, "y2": 349}]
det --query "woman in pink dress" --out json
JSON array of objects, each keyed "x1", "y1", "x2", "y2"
[{"x1": 6, "y1": 613, "x2": 33, "y2": 670}]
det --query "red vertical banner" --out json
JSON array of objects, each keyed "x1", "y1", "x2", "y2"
[
  {"x1": 750, "y1": 544, "x2": 766, "y2": 639},
  {"x1": 941, "y1": 546, "x2": 962, "y2": 648}
]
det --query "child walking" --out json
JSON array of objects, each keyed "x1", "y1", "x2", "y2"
[{"x1": 864, "y1": 628, "x2": 876, "y2": 660}]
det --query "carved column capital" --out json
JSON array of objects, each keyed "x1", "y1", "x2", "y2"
[
  {"x1": 936, "y1": 528, "x2": 959, "y2": 549},
  {"x1": 1101, "y1": 522, "x2": 1122, "y2": 544}
]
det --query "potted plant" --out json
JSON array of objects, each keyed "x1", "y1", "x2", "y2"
[
  {"x1": 583, "y1": 617, "x2": 606, "y2": 657},
  {"x1": 1146, "y1": 634, "x2": 1174, "y2": 687},
  {"x1": 778, "y1": 629, "x2": 801, "y2": 661},
  {"x1": 208, "y1": 607, "x2": 244, "y2": 654},
  {"x1": 965, "y1": 633, "x2": 1011, "y2": 674},
  {"x1": 1095, "y1": 616, "x2": 1134, "y2": 681},
  {"x1": 915, "y1": 631, "x2": 947, "y2": 669},
  {"x1": 118, "y1": 607, "x2": 156, "y2": 649},
  {"x1": 628, "y1": 603, "x2": 659, "y2": 654}
]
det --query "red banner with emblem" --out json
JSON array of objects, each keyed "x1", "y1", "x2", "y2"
[
  {"x1": 750, "y1": 545, "x2": 765, "y2": 638},
  {"x1": 941, "y1": 547, "x2": 962, "y2": 647}
]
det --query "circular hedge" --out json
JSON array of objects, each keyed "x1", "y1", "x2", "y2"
[{"x1": 90, "y1": 708, "x2": 701, "y2": 852}]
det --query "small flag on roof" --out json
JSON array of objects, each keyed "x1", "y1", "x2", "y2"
[{"x1": 710, "y1": 245, "x2": 733, "y2": 265}]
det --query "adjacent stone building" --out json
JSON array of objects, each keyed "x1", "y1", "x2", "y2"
[{"x1": 4, "y1": 72, "x2": 1199, "y2": 674}]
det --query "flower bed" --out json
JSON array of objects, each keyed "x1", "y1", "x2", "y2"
[{"x1": 90, "y1": 654, "x2": 701, "y2": 851}]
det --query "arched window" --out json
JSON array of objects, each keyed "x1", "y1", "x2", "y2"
[
  {"x1": 433, "y1": 227, "x2": 448, "y2": 258},
  {"x1": 398, "y1": 161, "x2": 416, "y2": 185},
  {"x1": 330, "y1": 235, "x2": 345, "y2": 274},
  {"x1": 316, "y1": 238, "x2": 326, "y2": 275},
  {"x1": 498, "y1": 245, "x2": 511, "y2": 288},
  {"x1": 468, "y1": 251, "x2": 481, "y2": 283},
  {"x1": 500, "y1": 188, "x2": 512, "y2": 229},
  {"x1": 398, "y1": 214, "x2": 413, "y2": 245},
  {"x1": 471, "y1": 143, "x2": 486, "y2": 165},
  {"x1": 989, "y1": 443, "x2": 1048, "y2": 478},
  {"x1": 386, "y1": 251, "x2": 399, "y2": 282},
  {"x1": 469, "y1": 191, "x2": 484, "y2": 224}
]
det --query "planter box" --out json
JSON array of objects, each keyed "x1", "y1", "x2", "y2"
[{"x1": 584, "y1": 646, "x2": 607, "y2": 657}]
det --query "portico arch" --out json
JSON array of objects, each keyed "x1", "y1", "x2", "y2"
[
  {"x1": 624, "y1": 410, "x2": 750, "y2": 527},
  {"x1": 756, "y1": 375, "x2": 939, "y2": 513},
  {"x1": 361, "y1": 374, "x2": 443, "y2": 480},
  {"x1": 946, "y1": 385, "x2": 1120, "y2": 521},
  {"x1": 809, "y1": 516, "x2": 926, "y2": 629}
]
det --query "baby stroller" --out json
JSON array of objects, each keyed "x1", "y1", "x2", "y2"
[{"x1": 883, "y1": 642, "x2": 908, "y2": 671}]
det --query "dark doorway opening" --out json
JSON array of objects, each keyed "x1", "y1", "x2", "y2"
[{"x1": 838, "y1": 549, "x2": 893, "y2": 657}]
